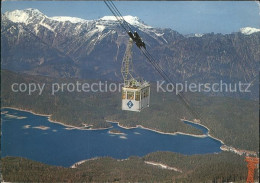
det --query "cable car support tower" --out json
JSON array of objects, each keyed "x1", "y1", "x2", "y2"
[
  {"x1": 121, "y1": 39, "x2": 134, "y2": 86},
  {"x1": 245, "y1": 156, "x2": 259, "y2": 183}
]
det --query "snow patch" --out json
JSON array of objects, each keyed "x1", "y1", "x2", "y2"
[
  {"x1": 49, "y1": 16, "x2": 87, "y2": 24},
  {"x1": 154, "y1": 32, "x2": 164, "y2": 37},
  {"x1": 40, "y1": 22, "x2": 55, "y2": 32},
  {"x1": 185, "y1": 33, "x2": 204, "y2": 38},
  {"x1": 34, "y1": 25, "x2": 39, "y2": 35},
  {"x1": 240, "y1": 27, "x2": 260, "y2": 35},
  {"x1": 4, "y1": 10, "x2": 30, "y2": 24},
  {"x1": 194, "y1": 33, "x2": 204, "y2": 37},
  {"x1": 96, "y1": 24, "x2": 105, "y2": 32},
  {"x1": 100, "y1": 16, "x2": 118, "y2": 21}
]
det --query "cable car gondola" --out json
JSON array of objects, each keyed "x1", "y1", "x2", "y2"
[{"x1": 121, "y1": 39, "x2": 150, "y2": 112}]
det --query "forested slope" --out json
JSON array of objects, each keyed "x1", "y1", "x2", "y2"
[
  {"x1": 1, "y1": 152, "x2": 254, "y2": 182},
  {"x1": 1, "y1": 70, "x2": 258, "y2": 151}
]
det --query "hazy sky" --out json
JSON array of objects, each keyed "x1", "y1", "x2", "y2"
[{"x1": 2, "y1": 1, "x2": 260, "y2": 34}]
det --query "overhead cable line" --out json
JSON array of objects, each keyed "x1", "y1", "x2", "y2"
[
  {"x1": 104, "y1": 0, "x2": 201, "y2": 121},
  {"x1": 104, "y1": 1, "x2": 129, "y2": 33},
  {"x1": 139, "y1": 47, "x2": 201, "y2": 120},
  {"x1": 106, "y1": 0, "x2": 134, "y2": 33}
]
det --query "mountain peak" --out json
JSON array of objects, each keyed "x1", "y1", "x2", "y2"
[
  {"x1": 100, "y1": 15, "x2": 152, "y2": 28},
  {"x1": 240, "y1": 27, "x2": 260, "y2": 35},
  {"x1": 4, "y1": 8, "x2": 45, "y2": 24},
  {"x1": 25, "y1": 8, "x2": 42, "y2": 13}
]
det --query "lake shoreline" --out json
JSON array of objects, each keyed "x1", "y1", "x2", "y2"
[
  {"x1": 106, "y1": 120, "x2": 208, "y2": 138},
  {"x1": 2, "y1": 107, "x2": 210, "y2": 138},
  {"x1": 2, "y1": 107, "x2": 112, "y2": 131},
  {"x1": 181, "y1": 119, "x2": 225, "y2": 145},
  {"x1": 2, "y1": 106, "x2": 223, "y2": 142},
  {"x1": 71, "y1": 157, "x2": 99, "y2": 168},
  {"x1": 2, "y1": 107, "x2": 225, "y2": 168}
]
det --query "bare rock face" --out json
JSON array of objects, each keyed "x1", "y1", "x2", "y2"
[{"x1": 2, "y1": 9, "x2": 259, "y2": 99}]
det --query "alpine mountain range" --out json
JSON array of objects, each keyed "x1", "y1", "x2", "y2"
[{"x1": 1, "y1": 8, "x2": 259, "y2": 99}]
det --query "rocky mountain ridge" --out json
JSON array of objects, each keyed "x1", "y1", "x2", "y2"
[{"x1": 2, "y1": 9, "x2": 259, "y2": 99}]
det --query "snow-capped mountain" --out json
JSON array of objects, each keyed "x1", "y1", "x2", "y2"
[
  {"x1": 240, "y1": 27, "x2": 260, "y2": 35},
  {"x1": 1, "y1": 8, "x2": 183, "y2": 78},
  {"x1": 3, "y1": 8, "x2": 177, "y2": 44},
  {"x1": 1, "y1": 8, "x2": 259, "y2": 99},
  {"x1": 4, "y1": 8, "x2": 151, "y2": 27},
  {"x1": 4, "y1": 8, "x2": 44, "y2": 24}
]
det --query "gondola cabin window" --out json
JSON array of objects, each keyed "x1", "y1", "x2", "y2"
[
  {"x1": 127, "y1": 91, "x2": 134, "y2": 100},
  {"x1": 122, "y1": 91, "x2": 126, "y2": 99},
  {"x1": 135, "y1": 91, "x2": 140, "y2": 101}
]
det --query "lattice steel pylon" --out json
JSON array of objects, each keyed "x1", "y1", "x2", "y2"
[
  {"x1": 121, "y1": 38, "x2": 134, "y2": 86},
  {"x1": 245, "y1": 156, "x2": 259, "y2": 183}
]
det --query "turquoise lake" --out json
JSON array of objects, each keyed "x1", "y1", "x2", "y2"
[{"x1": 1, "y1": 108, "x2": 222, "y2": 167}]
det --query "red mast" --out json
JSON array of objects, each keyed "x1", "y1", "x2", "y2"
[{"x1": 245, "y1": 156, "x2": 259, "y2": 183}]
